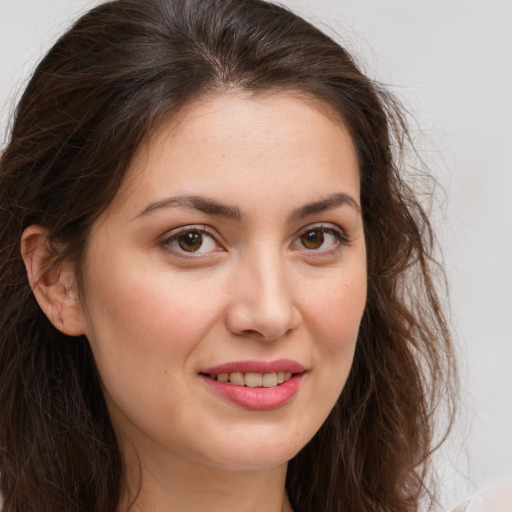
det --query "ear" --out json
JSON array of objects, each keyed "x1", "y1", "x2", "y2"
[{"x1": 21, "y1": 225, "x2": 86, "y2": 336}]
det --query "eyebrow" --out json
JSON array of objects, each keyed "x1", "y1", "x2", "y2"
[
  {"x1": 289, "y1": 192, "x2": 361, "y2": 219},
  {"x1": 135, "y1": 192, "x2": 360, "y2": 221},
  {"x1": 135, "y1": 195, "x2": 242, "y2": 221}
]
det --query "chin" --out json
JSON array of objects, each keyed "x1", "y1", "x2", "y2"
[
  {"x1": 197, "y1": 425, "x2": 309, "y2": 471},
  {"x1": 211, "y1": 449, "x2": 295, "y2": 472}
]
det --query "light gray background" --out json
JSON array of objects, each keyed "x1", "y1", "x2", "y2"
[{"x1": 1, "y1": 1, "x2": 511, "y2": 509}]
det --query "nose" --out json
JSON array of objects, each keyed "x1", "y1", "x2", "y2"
[{"x1": 225, "y1": 252, "x2": 301, "y2": 341}]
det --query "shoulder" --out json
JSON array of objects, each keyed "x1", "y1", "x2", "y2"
[{"x1": 452, "y1": 479, "x2": 512, "y2": 512}]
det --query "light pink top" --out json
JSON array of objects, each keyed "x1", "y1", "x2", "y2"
[{"x1": 452, "y1": 479, "x2": 512, "y2": 512}]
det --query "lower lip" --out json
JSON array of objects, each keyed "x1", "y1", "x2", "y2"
[{"x1": 201, "y1": 373, "x2": 304, "y2": 410}]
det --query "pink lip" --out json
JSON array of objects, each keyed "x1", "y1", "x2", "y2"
[{"x1": 199, "y1": 359, "x2": 306, "y2": 410}]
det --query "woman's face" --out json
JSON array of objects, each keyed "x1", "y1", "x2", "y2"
[{"x1": 79, "y1": 92, "x2": 367, "y2": 471}]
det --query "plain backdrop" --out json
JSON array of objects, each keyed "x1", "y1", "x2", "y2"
[{"x1": 1, "y1": 1, "x2": 511, "y2": 509}]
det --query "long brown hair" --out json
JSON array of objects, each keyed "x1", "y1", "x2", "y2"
[{"x1": 0, "y1": 0, "x2": 456, "y2": 510}]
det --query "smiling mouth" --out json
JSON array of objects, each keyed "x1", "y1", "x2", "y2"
[{"x1": 203, "y1": 371, "x2": 295, "y2": 388}]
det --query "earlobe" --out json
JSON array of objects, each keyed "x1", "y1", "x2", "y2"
[{"x1": 21, "y1": 225, "x2": 86, "y2": 336}]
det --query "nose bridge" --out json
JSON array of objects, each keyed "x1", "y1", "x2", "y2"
[{"x1": 227, "y1": 245, "x2": 300, "y2": 340}]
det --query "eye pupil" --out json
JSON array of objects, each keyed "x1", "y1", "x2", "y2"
[
  {"x1": 178, "y1": 231, "x2": 203, "y2": 252},
  {"x1": 301, "y1": 230, "x2": 324, "y2": 249}
]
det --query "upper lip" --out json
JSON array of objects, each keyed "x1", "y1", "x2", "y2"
[{"x1": 201, "y1": 359, "x2": 305, "y2": 375}]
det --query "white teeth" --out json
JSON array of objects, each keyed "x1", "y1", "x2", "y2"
[
  {"x1": 210, "y1": 371, "x2": 295, "y2": 387},
  {"x1": 262, "y1": 372, "x2": 278, "y2": 387},
  {"x1": 245, "y1": 373, "x2": 263, "y2": 388},
  {"x1": 230, "y1": 372, "x2": 245, "y2": 386}
]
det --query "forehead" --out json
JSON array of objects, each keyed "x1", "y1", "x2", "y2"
[{"x1": 112, "y1": 91, "x2": 360, "y2": 216}]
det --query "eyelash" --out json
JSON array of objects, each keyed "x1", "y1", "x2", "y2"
[
  {"x1": 159, "y1": 225, "x2": 221, "y2": 257},
  {"x1": 159, "y1": 223, "x2": 349, "y2": 258},
  {"x1": 291, "y1": 224, "x2": 349, "y2": 254}
]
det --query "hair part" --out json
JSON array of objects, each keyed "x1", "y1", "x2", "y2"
[{"x1": 0, "y1": 1, "x2": 456, "y2": 511}]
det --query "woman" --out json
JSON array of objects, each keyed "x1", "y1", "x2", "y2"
[{"x1": 0, "y1": 0, "x2": 456, "y2": 511}]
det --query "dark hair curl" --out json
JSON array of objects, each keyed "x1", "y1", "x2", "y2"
[{"x1": 0, "y1": 0, "x2": 456, "y2": 511}]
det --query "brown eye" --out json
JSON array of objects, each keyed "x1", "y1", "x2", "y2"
[
  {"x1": 178, "y1": 231, "x2": 204, "y2": 252},
  {"x1": 300, "y1": 230, "x2": 325, "y2": 250},
  {"x1": 163, "y1": 228, "x2": 219, "y2": 255},
  {"x1": 291, "y1": 225, "x2": 346, "y2": 253}
]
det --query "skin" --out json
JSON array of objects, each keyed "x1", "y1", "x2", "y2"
[{"x1": 22, "y1": 92, "x2": 367, "y2": 512}]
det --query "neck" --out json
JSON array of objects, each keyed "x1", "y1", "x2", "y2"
[{"x1": 118, "y1": 441, "x2": 293, "y2": 512}]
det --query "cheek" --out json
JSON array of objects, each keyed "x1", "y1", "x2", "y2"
[
  {"x1": 304, "y1": 267, "x2": 367, "y2": 353},
  {"x1": 289, "y1": 268, "x2": 366, "y2": 447},
  {"x1": 86, "y1": 265, "x2": 215, "y2": 344},
  {"x1": 80, "y1": 261, "x2": 230, "y2": 436},
  {"x1": 302, "y1": 265, "x2": 366, "y2": 406},
  {"x1": 80, "y1": 255, "x2": 229, "y2": 395}
]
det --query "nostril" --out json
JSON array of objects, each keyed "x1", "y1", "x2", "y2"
[{"x1": 224, "y1": 273, "x2": 301, "y2": 340}]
